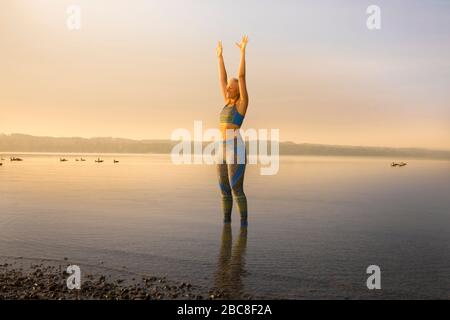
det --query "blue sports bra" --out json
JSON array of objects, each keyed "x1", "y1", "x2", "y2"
[{"x1": 220, "y1": 105, "x2": 245, "y2": 127}]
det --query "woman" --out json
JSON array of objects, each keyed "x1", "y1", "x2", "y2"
[{"x1": 216, "y1": 35, "x2": 249, "y2": 227}]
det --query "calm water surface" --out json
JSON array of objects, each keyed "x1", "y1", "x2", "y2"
[{"x1": 1, "y1": 153, "x2": 449, "y2": 299}]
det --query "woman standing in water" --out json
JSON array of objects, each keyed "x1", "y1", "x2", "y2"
[{"x1": 216, "y1": 35, "x2": 249, "y2": 227}]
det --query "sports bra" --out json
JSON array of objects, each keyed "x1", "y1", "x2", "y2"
[{"x1": 220, "y1": 105, "x2": 245, "y2": 127}]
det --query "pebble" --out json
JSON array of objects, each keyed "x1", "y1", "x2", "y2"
[{"x1": 0, "y1": 260, "x2": 254, "y2": 300}]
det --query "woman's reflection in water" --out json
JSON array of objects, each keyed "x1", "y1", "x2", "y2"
[{"x1": 213, "y1": 224, "x2": 248, "y2": 299}]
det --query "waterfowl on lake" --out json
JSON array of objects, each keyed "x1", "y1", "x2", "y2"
[
  {"x1": 95, "y1": 158, "x2": 104, "y2": 163},
  {"x1": 114, "y1": 159, "x2": 119, "y2": 163},
  {"x1": 391, "y1": 162, "x2": 407, "y2": 167},
  {"x1": 80, "y1": 158, "x2": 86, "y2": 161},
  {"x1": 391, "y1": 162, "x2": 399, "y2": 167},
  {"x1": 10, "y1": 157, "x2": 23, "y2": 161},
  {"x1": 60, "y1": 158, "x2": 68, "y2": 162}
]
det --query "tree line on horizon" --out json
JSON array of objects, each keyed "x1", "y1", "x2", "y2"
[{"x1": 0, "y1": 133, "x2": 449, "y2": 159}]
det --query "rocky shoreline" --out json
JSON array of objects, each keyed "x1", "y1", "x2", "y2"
[{"x1": 0, "y1": 258, "x2": 253, "y2": 300}]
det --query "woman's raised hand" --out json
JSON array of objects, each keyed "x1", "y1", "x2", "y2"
[
  {"x1": 217, "y1": 41, "x2": 223, "y2": 57},
  {"x1": 235, "y1": 35, "x2": 249, "y2": 52}
]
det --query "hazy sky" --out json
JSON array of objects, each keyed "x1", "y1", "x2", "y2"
[{"x1": 1, "y1": 0, "x2": 449, "y2": 149}]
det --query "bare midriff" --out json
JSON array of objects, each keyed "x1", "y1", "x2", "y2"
[{"x1": 219, "y1": 124, "x2": 241, "y2": 140}]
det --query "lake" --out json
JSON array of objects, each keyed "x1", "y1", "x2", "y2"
[{"x1": 1, "y1": 153, "x2": 449, "y2": 299}]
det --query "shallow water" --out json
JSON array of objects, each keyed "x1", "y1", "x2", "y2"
[{"x1": 1, "y1": 153, "x2": 449, "y2": 299}]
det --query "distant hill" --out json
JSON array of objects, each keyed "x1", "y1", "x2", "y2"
[
  {"x1": 1, "y1": 133, "x2": 449, "y2": 159},
  {"x1": 0, "y1": 133, "x2": 173, "y2": 154}
]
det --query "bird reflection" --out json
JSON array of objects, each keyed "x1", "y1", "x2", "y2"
[{"x1": 213, "y1": 224, "x2": 248, "y2": 299}]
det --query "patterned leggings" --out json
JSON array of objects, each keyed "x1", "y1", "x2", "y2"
[{"x1": 216, "y1": 136, "x2": 248, "y2": 226}]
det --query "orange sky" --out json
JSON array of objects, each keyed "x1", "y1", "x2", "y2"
[{"x1": 1, "y1": 0, "x2": 449, "y2": 149}]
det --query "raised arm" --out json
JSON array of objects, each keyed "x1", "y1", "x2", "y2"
[
  {"x1": 217, "y1": 41, "x2": 228, "y2": 102},
  {"x1": 235, "y1": 35, "x2": 249, "y2": 115}
]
